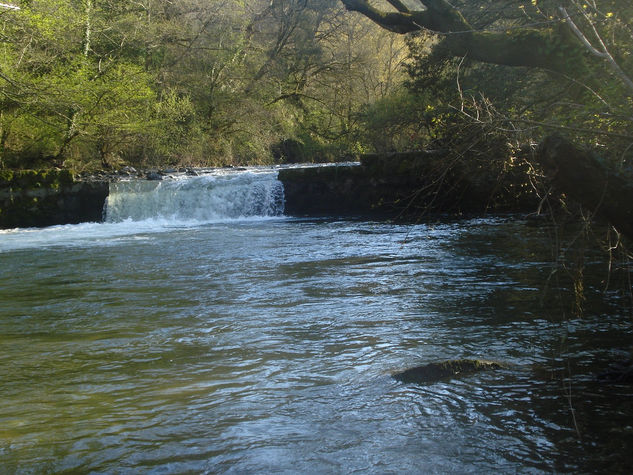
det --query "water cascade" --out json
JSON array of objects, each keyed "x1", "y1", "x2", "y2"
[{"x1": 104, "y1": 169, "x2": 285, "y2": 223}]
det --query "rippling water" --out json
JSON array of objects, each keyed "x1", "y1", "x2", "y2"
[{"x1": 1, "y1": 213, "x2": 632, "y2": 473}]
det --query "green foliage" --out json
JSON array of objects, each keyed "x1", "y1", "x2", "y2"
[
  {"x1": 1, "y1": 0, "x2": 632, "y2": 172},
  {"x1": 0, "y1": 0, "x2": 158, "y2": 170},
  {"x1": 401, "y1": 0, "x2": 633, "y2": 169},
  {"x1": 359, "y1": 88, "x2": 432, "y2": 152},
  {"x1": 0, "y1": 0, "x2": 418, "y2": 170}
]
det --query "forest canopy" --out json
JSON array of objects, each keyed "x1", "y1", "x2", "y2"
[
  {"x1": 0, "y1": 0, "x2": 631, "y2": 173},
  {"x1": 0, "y1": 0, "x2": 408, "y2": 170},
  {"x1": 340, "y1": 0, "x2": 633, "y2": 156}
]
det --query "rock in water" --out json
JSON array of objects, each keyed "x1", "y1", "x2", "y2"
[
  {"x1": 145, "y1": 171, "x2": 163, "y2": 181},
  {"x1": 597, "y1": 359, "x2": 633, "y2": 384},
  {"x1": 393, "y1": 359, "x2": 503, "y2": 384}
]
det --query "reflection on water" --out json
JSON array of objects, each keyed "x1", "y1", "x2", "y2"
[{"x1": 0, "y1": 217, "x2": 632, "y2": 473}]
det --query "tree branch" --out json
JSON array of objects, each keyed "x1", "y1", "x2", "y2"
[
  {"x1": 0, "y1": 3, "x2": 20, "y2": 11},
  {"x1": 341, "y1": 0, "x2": 587, "y2": 74},
  {"x1": 340, "y1": 0, "x2": 425, "y2": 33},
  {"x1": 558, "y1": 7, "x2": 606, "y2": 58},
  {"x1": 560, "y1": 6, "x2": 633, "y2": 96},
  {"x1": 385, "y1": 0, "x2": 410, "y2": 13}
]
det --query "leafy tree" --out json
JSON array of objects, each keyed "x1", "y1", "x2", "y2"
[
  {"x1": 0, "y1": 0, "x2": 156, "y2": 169},
  {"x1": 341, "y1": 0, "x2": 633, "y2": 280},
  {"x1": 0, "y1": 0, "x2": 414, "y2": 169},
  {"x1": 340, "y1": 0, "x2": 633, "y2": 155}
]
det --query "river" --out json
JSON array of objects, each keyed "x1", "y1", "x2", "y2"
[{"x1": 1, "y1": 168, "x2": 632, "y2": 473}]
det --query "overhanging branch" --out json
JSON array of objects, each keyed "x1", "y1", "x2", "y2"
[
  {"x1": 385, "y1": 1, "x2": 410, "y2": 13},
  {"x1": 340, "y1": 0, "x2": 425, "y2": 33},
  {"x1": 340, "y1": 0, "x2": 587, "y2": 74}
]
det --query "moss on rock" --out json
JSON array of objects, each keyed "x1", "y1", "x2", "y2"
[
  {"x1": 392, "y1": 359, "x2": 505, "y2": 384},
  {"x1": 0, "y1": 169, "x2": 106, "y2": 228}
]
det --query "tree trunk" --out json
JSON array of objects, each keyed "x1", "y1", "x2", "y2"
[
  {"x1": 340, "y1": 0, "x2": 589, "y2": 75},
  {"x1": 537, "y1": 135, "x2": 633, "y2": 241}
]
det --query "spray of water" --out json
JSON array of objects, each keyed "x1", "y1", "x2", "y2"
[{"x1": 105, "y1": 171, "x2": 285, "y2": 223}]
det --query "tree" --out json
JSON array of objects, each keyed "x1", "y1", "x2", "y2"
[
  {"x1": 255, "y1": 0, "x2": 409, "y2": 158},
  {"x1": 339, "y1": 1, "x2": 633, "y2": 138},
  {"x1": 0, "y1": 0, "x2": 415, "y2": 169},
  {"x1": 0, "y1": 0, "x2": 156, "y2": 169},
  {"x1": 339, "y1": 0, "x2": 633, "y2": 241},
  {"x1": 339, "y1": 1, "x2": 632, "y2": 92}
]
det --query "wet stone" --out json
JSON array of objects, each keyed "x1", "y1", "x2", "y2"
[{"x1": 393, "y1": 359, "x2": 504, "y2": 384}]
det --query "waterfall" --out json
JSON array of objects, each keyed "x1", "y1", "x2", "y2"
[{"x1": 104, "y1": 170, "x2": 285, "y2": 223}]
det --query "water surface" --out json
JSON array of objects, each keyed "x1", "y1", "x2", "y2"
[{"x1": 1, "y1": 172, "x2": 632, "y2": 473}]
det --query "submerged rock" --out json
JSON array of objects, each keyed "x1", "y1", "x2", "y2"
[
  {"x1": 597, "y1": 360, "x2": 633, "y2": 384},
  {"x1": 393, "y1": 359, "x2": 504, "y2": 384}
]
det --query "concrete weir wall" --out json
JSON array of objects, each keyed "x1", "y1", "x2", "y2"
[
  {"x1": 279, "y1": 150, "x2": 536, "y2": 219},
  {"x1": 280, "y1": 151, "x2": 450, "y2": 218},
  {"x1": 0, "y1": 170, "x2": 108, "y2": 229}
]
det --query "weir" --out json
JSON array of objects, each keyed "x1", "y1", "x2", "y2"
[
  {"x1": 0, "y1": 154, "x2": 537, "y2": 229},
  {"x1": 104, "y1": 170, "x2": 285, "y2": 223}
]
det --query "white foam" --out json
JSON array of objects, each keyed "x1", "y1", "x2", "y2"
[
  {"x1": 0, "y1": 169, "x2": 286, "y2": 252},
  {"x1": 104, "y1": 171, "x2": 285, "y2": 223}
]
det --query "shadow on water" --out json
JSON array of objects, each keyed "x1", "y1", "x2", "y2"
[{"x1": 413, "y1": 218, "x2": 633, "y2": 472}]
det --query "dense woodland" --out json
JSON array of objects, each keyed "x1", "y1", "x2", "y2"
[
  {"x1": 0, "y1": 0, "x2": 412, "y2": 170},
  {"x1": 0, "y1": 0, "x2": 631, "y2": 173},
  {"x1": 341, "y1": 0, "x2": 633, "y2": 244}
]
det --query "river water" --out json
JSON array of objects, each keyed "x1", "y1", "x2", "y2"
[{"x1": 1, "y1": 169, "x2": 632, "y2": 473}]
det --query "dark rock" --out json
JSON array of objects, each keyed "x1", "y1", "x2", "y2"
[
  {"x1": 538, "y1": 134, "x2": 633, "y2": 240},
  {"x1": 393, "y1": 359, "x2": 504, "y2": 384},
  {"x1": 185, "y1": 168, "x2": 198, "y2": 176},
  {"x1": 120, "y1": 166, "x2": 137, "y2": 175},
  {"x1": 145, "y1": 171, "x2": 163, "y2": 181}
]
